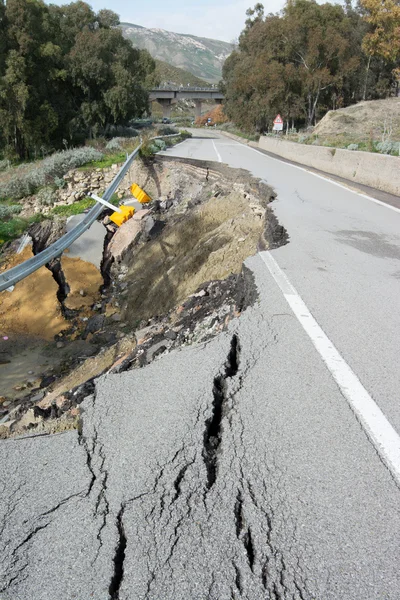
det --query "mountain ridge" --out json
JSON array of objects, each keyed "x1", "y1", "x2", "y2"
[{"x1": 120, "y1": 22, "x2": 232, "y2": 83}]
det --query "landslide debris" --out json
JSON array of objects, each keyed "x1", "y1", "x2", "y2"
[{"x1": 0, "y1": 155, "x2": 286, "y2": 439}]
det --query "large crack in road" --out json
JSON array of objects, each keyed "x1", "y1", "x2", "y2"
[{"x1": 1, "y1": 230, "x2": 400, "y2": 597}]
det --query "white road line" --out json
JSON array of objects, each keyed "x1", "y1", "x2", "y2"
[
  {"x1": 260, "y1": 250, "x2": 400, "y2": 486},
  {"x1": 212, "y1": 140, "x2": 222, "y2": 163},
  {"x1": 220, "y1": 138, "x2": 400, "y2": 214}
]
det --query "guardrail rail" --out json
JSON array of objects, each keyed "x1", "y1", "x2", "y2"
[
  {"x1": 0, "y1": 144, "x2": 142, "y2": 292},
  {"x1": 0, "y1": 131, "x2": 189, "y2": 292}
]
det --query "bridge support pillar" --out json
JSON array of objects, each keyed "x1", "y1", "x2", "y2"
[
  {"x1": 194, "y1": 99, "x2": 202, "y2": 118},
  {"x1": 158, "y1": 98, "x2": 172, "y2": 119}
]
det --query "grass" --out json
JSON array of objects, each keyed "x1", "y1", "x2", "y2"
[
  {"x1": 77, "y1": 151, "x2": 128, "y2": 171},
  {"x1": 51, "y1": 192, "x2": 120, "y2": 217},
  {"x1": 0, "y1": 214, "x2": 44, "y2": 248}
]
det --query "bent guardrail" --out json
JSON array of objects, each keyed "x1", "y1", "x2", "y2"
[{"x1": 0, "y1": 144, "x2": 142, "y2": 292}]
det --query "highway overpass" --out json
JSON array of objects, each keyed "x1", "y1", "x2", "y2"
[{"x1": 149, "y1": 87, "x2": 224, "y2": 119}]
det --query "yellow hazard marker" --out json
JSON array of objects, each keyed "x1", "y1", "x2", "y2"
[
  {"x1": 130, "y1": 183, "x2": 151, "y2": 204},
  {"x1": 90, "y1": 193, "x2": 135, "y2": 227},
  {"x1": 109, "y1": 205, "x2": 135, "y2": 227}
]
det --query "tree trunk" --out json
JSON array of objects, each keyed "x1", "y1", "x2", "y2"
[
  {"x1": 363, "y1": 55, "x2": 371, "y2": 101},
  {"x1": 308, "y1": 91, "x2": 320, "y2": 127}
]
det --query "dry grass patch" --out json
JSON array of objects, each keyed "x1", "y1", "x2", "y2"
[{"x1": 124, "y1": 192, "x2": 264, "y2": 323}]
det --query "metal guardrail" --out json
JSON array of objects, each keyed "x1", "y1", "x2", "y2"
[
  {"x1": 0, "y1": 143, "x2": 142, "y2": 292},
  {"x1": 0, "y1": 131, "x2": 188, "y2": 292}
]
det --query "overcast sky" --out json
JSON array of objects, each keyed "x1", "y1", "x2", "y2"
[{"x1": 48, "y1": 0, "x2": 336, "y2": 42}]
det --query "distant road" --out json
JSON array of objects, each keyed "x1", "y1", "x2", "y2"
[{"x1": 1, "y1": 131, "x2": 400, "y2": 600}]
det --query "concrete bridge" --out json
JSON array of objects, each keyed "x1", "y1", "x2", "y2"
[{"x1": 149, "y1": 87, "x2": 224, "y2": 119}]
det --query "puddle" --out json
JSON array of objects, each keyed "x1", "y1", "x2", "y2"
[{"x1": 0, "y1": 336, "x2": 58, "y2": 399}]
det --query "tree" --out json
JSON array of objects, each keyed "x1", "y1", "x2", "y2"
[
  {"x1": 0, "y1": 0, "x2": 155, "y2": 158},
  {"x1": 68, "y1": 27, "x2": 153, "y2": 136},
  {"x1": 223, "y1": 1, "x2": 361, "y2": 131},
  {"x1": 360, "y1": 0, "x2": 400, "y2": 95}
]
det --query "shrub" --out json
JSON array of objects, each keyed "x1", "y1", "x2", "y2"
[
  {"x1": 375, "y1": 141, "x2": 400, "y2": 155},
  {"x1": 0, "y1": 159, "x2": 10, "y2": 172},
  {"x1": 347, "y1": 144, "x2": 359, "y2": 151},
  {"x1": 36, "y1": 186, "x2": 56, "y2": 206},
  {"x1": 0, "y1": 147, "x2": 103, "y2": 201},
  {"x1": 106, "y1": 137, "x2": 124, "y2": 151},
  {"x1": 0, "y1": 204, "x2": 22, "y2": 219},
  {"x1": 54, "y1": 176, "x2": 66, "y2": 189},
  {"x1": 157, "y1": 126, "x2": 179, "y2": 136},
  {"x1": 153, "y1": 139, "x2": 166, "y2": 150}
]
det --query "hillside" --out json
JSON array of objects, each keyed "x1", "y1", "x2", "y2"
[
  {"x1": 120, "y1": 23, "x2": 232, "y2": 83},
  {"x1": 154, "y1": 59, "x2": 211, "y2": 87},
  {"x1": 313, "y1": 98, "x2": 400, "y2": 144}
]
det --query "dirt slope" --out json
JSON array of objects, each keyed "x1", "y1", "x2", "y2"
[{"x1": 314, "y1": 98, "x2": 400, "y2": 142}]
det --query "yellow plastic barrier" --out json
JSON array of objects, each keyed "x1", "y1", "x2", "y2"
[
  {"x1": 110, "y1": 205, "x2": 135, "y2": 227},
  {"x1": 130, "y1": 183, "x2": 151, "y2": 204}
]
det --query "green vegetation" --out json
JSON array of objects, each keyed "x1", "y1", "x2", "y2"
[
  {"x1": 0, "y1": 1, "x2": 156, "y2": 161},
  {"x1": 140, "y1": 130, "x2": 192, "y2": 157},
  {"x1": 0, "y1": 214, "x2": 43, "y2": 247},
  {"x1": 0, "y1": 147, "x2": 104, "y2": 201},
  {"x1": 154, "y1": 60, "x2": 212, "y2": 88},
  {"x1": 52, "y1": 197, "x2": 95, "y2": 216},
  {"x1": 51, "y1": 192, "x2": 119, "y2": 217},
  {"x1": 78, "y1": 152, "x2": 128, "y2": 171},
  {"x1": 222, "y1": 0, "x2": 400, "y2": 133}
]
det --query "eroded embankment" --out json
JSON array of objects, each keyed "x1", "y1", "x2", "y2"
[{"x1": 0, "y1": 155, "x2": 288, "y2": 438}]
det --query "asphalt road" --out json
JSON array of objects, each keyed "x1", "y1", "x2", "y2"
[
  {"x1": 1, "y1": 132, "x2": 400, "y2": 599},
  {"x1": 65, "y1": 214, "x2": 106, "y2": 269}
]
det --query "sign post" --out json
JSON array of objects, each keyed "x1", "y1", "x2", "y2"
[{"x1": 273, "y1": 114, "x2": 284, "y2": 132}]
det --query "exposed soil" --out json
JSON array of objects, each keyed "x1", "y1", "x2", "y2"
[
  {"x1": 313, "y1": 98, "x2": 400, "y2": 143},
  {"x1": 0, "y1": 247, "x2": 102, "y2": 340},
  {"x1": 0, "y1": 154, "x2": 286, "y2": 438}
]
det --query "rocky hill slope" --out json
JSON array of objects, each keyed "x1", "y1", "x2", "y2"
[
  {"x1": 154, "y1": 59, "x2": 211, "y2": 88},
  {"x1": 120, "y1": 23, "x2": 232, "y2": 82}
]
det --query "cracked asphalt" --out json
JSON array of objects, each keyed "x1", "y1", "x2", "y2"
[{"x1": 1, "y1": 133, "x2": 400, "y2": 599}]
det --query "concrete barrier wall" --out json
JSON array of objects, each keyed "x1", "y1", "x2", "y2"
[{"x1": 258, "y1": 136, "x2": 400, "y2": 196}]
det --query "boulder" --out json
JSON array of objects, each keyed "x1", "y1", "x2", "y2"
[{"x1": 108, "y1": 217, "x2": 142, "y2": 262}]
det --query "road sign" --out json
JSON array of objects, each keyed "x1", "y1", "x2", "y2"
[{"x1": 273, "y1": 114, "x2": 283, "y2": 131}]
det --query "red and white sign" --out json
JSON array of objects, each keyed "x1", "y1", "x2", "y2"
[{"x1": 273, "y1": 114, "x2": 284, "y2": 131}]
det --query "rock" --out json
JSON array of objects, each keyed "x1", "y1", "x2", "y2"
[
  {"x1": 111, "y1": 313, "x2": 122, "y2": 322},
  {"x1": 118, "y1": 322, "x2": 127, "y2": 328},
  {"x1": 132, "y1": 209, "x2": 150, "y2": 221},
  {"x1": 56, "y1": 341, "x2": 65, "y2": 349},
  {"x1": 192, "y1": 289, "x2": 207, "y2": 298},
  {"x1": 31, "y1": 391, "x2": 45, "y2": 403},
  {"x1": 55, "y1": 395, "x2": 70, "y2": 410},
  {"x1": 146, "y1": 341, "x2": 169, "y2": 363},
  {"x1": 79, "y1": 289, "x2": 85, "y2": 297},
  {"x1": 143, "y1": 216, "x2": 155, "y2": 235},
  {"x1": 108, "y1": 218, "x2": 142, "y2": 262},
  {"x1": 85, "y1": 315, "x2": 105, "y2": 335},
  {"x1": 28, "y1": 370, "x2": 34, "y2": 375},
  {"x1": 2, "y1": 400, "x2": 11, "y2": 407},
  {"x1": 165, "y1": 330, "x2": 177, "y2": 340},
  {"x1": 238, "y1": 237, "x2": 245, "y2": 243},
  {"x1": 40, "y1": 375, "x2": 56, "y2": 388}
]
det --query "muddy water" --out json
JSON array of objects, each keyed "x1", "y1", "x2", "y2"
[
  {"x1": 0, "y1": 245, "x2": 103, "y2": 400},
  {"x1": 0, "y1": 336, "x2": 58, "y2": 399}
]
